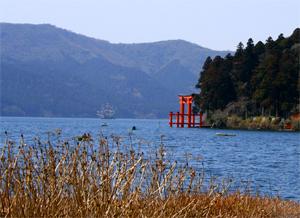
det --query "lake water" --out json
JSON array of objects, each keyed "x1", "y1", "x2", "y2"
[{"x1": 1, "y1": 116, "x2": 299, "y2": 201}]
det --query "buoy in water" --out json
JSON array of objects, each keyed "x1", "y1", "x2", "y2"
[{"x1": 216, "y1": 133, "x2": 236, "y2": 136}]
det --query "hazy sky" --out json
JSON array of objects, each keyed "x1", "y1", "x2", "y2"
[{"x1": 1, "y1": 0, "x2": 299, "y2": 50}]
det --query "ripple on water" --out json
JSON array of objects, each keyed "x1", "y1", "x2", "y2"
[{"x1": 1, "y1": 117, "x2": 299, "y2": 201}]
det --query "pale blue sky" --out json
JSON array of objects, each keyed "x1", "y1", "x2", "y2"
[{"x1": 1, "y1": 0, "x2": 299, "y2": 50}]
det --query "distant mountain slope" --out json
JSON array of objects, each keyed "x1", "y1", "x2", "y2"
[
  {"x1": 0, "y1": 23, "x2": 230, "y2": 118},
  {"x1": 153, "y1": 59, "x2": 197, "y2": 94},
  {"x1": 99, "y1": 40, "x2": 228, "y2": 76}
]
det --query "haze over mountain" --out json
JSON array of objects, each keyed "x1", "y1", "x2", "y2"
[{"x1": 1, "y1": 23, "x2": 230, "y2": 118}]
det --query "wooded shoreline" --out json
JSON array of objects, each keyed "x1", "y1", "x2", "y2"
[{"x1": 194, "y1": 28, "x2": 300, "y2": 131}]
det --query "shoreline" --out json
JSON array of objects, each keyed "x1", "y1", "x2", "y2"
[
  {"x1": 208, "y1": 126, "x2": 300, "y2": 133},
  {"x1": 207, "y1": 114, "x2": 300, "y2": 132}
]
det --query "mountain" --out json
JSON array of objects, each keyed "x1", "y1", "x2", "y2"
[{"x1": 0, "y1": 23, "x2": 230, "y2": 118}]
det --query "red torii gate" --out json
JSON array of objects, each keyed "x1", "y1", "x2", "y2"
[{"x1": 169, "y1": 95, "x2": 203, "y2": 128}]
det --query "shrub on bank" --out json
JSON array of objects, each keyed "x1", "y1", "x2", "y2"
[
  {"x1": 291, "y1": 120, "x2": 300, "y2": 131},
  {"x1": 226, "y1": 115, "x2": 242, "y2": 129},
  {"x1": 223, "y1": 115, "x2": 299, "y2": 131},
  {"x1": 208, "y1": 110, "x2": 227, "y2": 128}
]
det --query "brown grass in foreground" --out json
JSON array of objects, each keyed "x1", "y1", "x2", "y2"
[{"x1": 0, "y1": 132, "x2": 299, "y2": 217}]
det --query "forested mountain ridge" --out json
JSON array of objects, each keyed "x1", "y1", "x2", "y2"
[
  {"x1": 0, "y1": 23, "x2": 230, "y2": 118},
  {"x1": 194, "y1": 28, "x2": 300, "y2": 128}
]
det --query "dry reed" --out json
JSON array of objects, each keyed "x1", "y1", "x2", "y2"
[{"x1": 0, "y1": 131, "x2": 299, "y2": 217}]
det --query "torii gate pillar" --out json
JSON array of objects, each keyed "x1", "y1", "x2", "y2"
[
  {"x1": 179, "y1": 95, "x2": 193, "y2": 128},
  {"x1": 179, "y1": 96, "x2": 185, "y2": 127}
]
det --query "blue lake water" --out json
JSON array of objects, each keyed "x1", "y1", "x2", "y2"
[{"x1": 1, "y1": 116, "x2": 300, "y2": 201}]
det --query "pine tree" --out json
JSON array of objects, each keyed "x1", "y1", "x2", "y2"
[{"x1": 194, "y1": 28, "x2": 299, "y2": 118}]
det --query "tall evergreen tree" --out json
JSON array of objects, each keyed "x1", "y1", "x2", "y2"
[
  {"x1": 195, "y1": 28, "x2": 299, "y2": 118},
  {"x1": 197, "y1": 56, "x2": 235, "y2": 111}
]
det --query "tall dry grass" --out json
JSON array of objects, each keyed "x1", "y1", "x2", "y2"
[{"x1": 0, "y1": 131, "x2": 299, "y2": 217}]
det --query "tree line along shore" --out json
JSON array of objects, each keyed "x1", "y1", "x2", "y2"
[{"x1": 194, "y1": 28, "x2": 300, "y2": 131}]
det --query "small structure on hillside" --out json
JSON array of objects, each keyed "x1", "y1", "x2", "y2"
[{"x1": 169, "y1": 95, "x2": 203, "y2": 128}]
